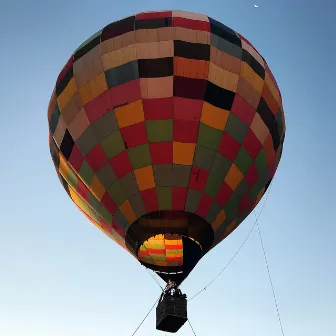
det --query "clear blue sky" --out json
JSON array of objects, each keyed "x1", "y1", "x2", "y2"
[{"x1": 1, "y1": 0, "x2": 335, "y2": 335}]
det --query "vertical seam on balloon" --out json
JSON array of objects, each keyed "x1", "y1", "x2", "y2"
[
  {"x1": 99, "y1": 28, "x2": 141, "y2": 244},
  {"x1": 83, "y1": 30, "x2": 120, "y2": 237},
  {"x1": 127, "y1": 21, "x2": 169, "y2": 270},
  {"x1": 95, "y1": 26, "x2": 124, "y2": 243},
  {"x1": 119, "y1": 20, "x2": 160, "y2": 268},
  {"x1": 209, "y1": 33, "x2": 246, "y2": 247},
  {"x1": 232, "y1": 55, "x2": 267, "y2": 234},
  {"x1": 70, "y1": 28, "x2": 139, "y2": 247},
  {"x1": 183, "y1": 16, "x2": 211, "y2": 216},
  {"x1": 170, "y1": 21, "x2": 176, "y2": 234}
]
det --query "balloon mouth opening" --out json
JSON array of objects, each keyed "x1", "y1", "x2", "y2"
[
  {"x1": 125, "y1": 210, "x2": 214, "y2": 284},
  {"x1": 137, "y1": 233, "x2": 202, "y2": 273}
]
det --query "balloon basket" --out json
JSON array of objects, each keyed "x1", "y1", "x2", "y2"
[{"x1": 156, "y1": 293, "x2": 187, "y2": 333}]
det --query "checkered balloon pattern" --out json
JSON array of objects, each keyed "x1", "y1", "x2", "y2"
[{"x1": 48, "y1": 10, "x2": 285, "y2": 274}]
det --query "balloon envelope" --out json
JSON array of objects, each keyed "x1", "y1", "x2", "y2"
[{"x1": 48, "y1": 10, "x2": 285, "y2": 284}]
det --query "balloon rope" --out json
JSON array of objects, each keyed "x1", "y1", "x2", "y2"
[
  {"x1": 188, "y1": 181, "x2": 274, "y2": 301},
  {"x1": 188, "y1": 319, "x2": 197, "y2": 335},
  {"x1": 145, "y1": 268, "x2": 164, "y2": 290},
  {"x1": 256, "y1": 215, "x2": 286, "y2": 336},
  {"x1": 127, "y1": 221, "x2": 164, "y2": 290},
  {"x1": 131, "y1": 296, "x2": 160, "y2": 336}
]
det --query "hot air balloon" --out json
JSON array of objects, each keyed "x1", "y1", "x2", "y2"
[{"x1": 48, "y1": 10, "x2": 285, "y2": 333}]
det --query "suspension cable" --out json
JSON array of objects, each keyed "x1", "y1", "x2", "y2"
[
  {"x1": 131, "y1": 296, "x2": 160, "y2": 336},
  {"x1": 146, "y1": 268, "x2": 163, "y2": 290},
  {"x1": 188, "y1": 181, "x2": 273, "y2": 301},
  {"x1": 255, "y1": 215, "x2": 285, "y2": 336},
  {"x1": 188, "y1": 319, "x2": 197, "y2": 335}
]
